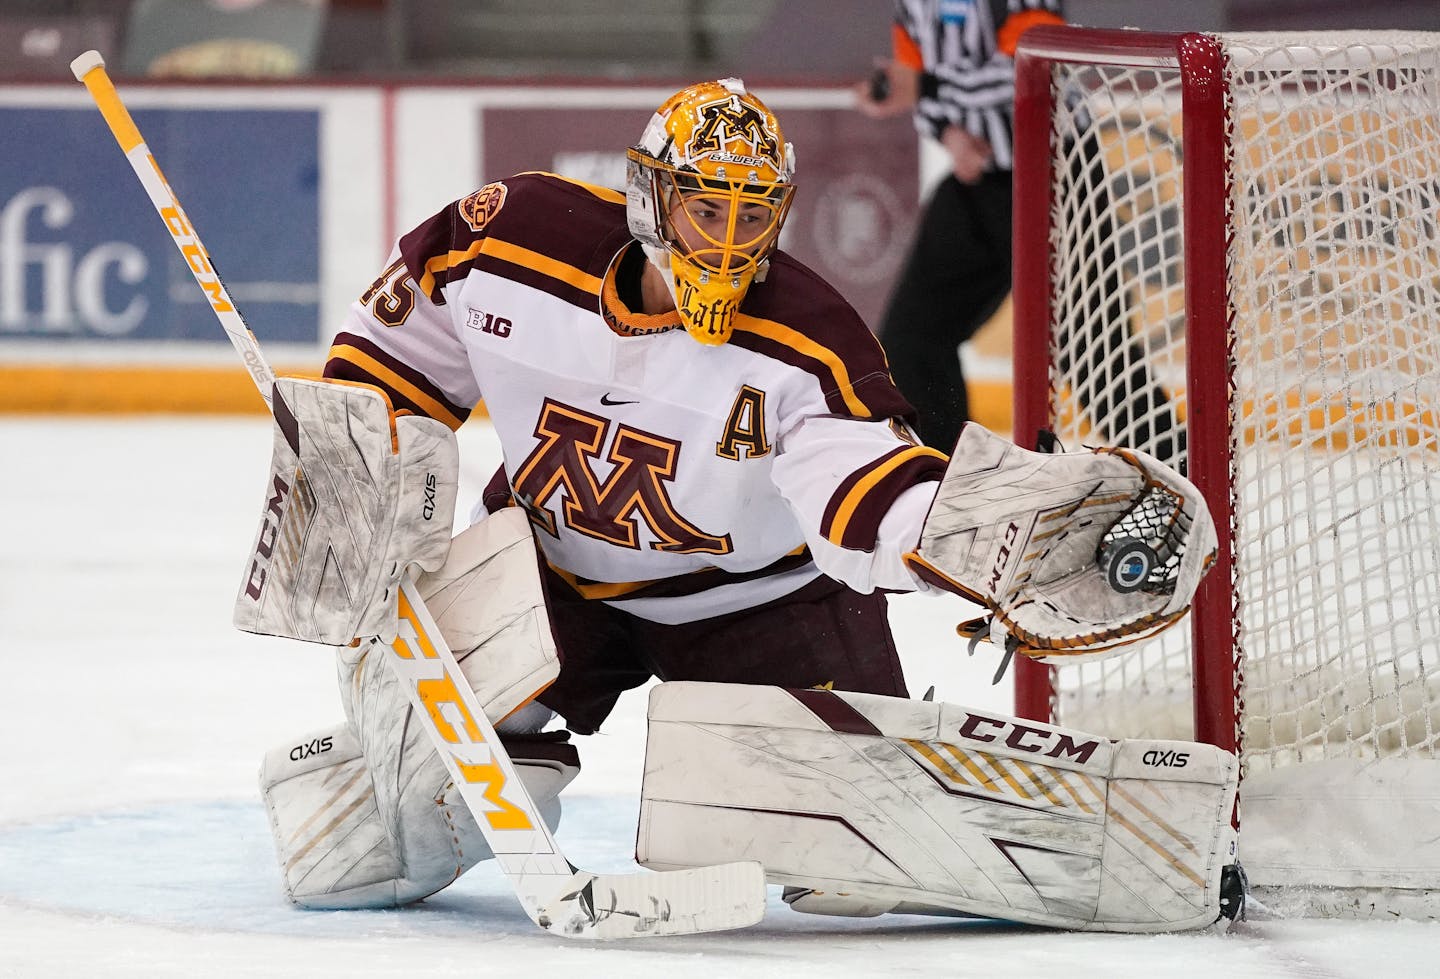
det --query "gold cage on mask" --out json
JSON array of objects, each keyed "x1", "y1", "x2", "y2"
[
  {"x1": 636, "y1": 160, "x2": 795, "y2": 327},
  {"x1": 625, "y1": 78, "x2": 797, "y2": 345},
  {"x1": 659, "y1": 170, "x2": 793, "y2": 274}
]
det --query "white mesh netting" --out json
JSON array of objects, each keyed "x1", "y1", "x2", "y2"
[{"x1": 1039, "y1": 33, "x2": 1440, "y2": 784}]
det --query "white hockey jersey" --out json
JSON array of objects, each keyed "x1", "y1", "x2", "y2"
[{"x1": 325, "y1": 172, "x2": 945, "y2": 623}]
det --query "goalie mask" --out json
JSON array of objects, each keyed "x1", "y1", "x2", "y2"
[{"x1": 626, "y1": 78, "x2": 796, "y2": 346}]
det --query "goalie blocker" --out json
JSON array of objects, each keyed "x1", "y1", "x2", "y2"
[
  {"x1": 235, "y1": 376, "x2": 459, "y2": 646},
  {"x1": 639, "y1": 681, "x2": 1241, "y2": 932}
]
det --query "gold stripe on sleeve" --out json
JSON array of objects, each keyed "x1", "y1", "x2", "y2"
[
  {"x1": 327, "y1": 343, "x2": 466, "y2": 430},
  {"x1": 417, "y1": 240, "x2": 482, "y2": 299},
  {"x1": 827, "y1": 445, "x2": 948, "y2": 546}
]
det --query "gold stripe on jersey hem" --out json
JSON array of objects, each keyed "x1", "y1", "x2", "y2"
[
  {"x1": 547, "y1": 564, "x2": 656, "y2": 600},
  {"x1": 327, "y1": 344, "x2": 466, "y2": 430},
  {"x1": 547, "y1": 543, "x2": 809, "y2": 601},
  {"x1": 733, "y1": 314, "x2": 874, "y2": 417}
]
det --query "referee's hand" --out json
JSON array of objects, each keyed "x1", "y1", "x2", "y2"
[
  {"x1": 942, "y1": 125, "x2": 994, "y2": 183},
  {"x1": 854, "y1": 58, "x2": 918, "y2": 119}
]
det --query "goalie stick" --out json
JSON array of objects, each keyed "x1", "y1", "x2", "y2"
[{"x1": 70, "y1": 50, "x2": 766, "y2": 940}]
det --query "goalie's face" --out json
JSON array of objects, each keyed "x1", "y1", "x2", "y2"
[
  {"x1": 665, "y1": 181, "x2": 786, "y2": 273},
  {"x1": 626, "y1": 78, "x2": 796, "y2": 346},
  {"x1": 655, "y1": 175, "x2": 792, "y2": 343}
]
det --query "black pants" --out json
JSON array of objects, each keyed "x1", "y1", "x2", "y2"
[{"x1": 878, "y1": 170, "x2": 1013, "y2": 453}]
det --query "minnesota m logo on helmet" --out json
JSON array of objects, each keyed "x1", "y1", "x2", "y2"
[{"x1": 686, "y1": 94, "x2": 784, "y2": 176}]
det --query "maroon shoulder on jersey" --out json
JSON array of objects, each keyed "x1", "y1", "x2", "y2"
[
  {"x1": 730, "y1": 252, "x2": 917, "y2": 425},
  {"x1": 397, "y1": 173, "x2": 632, "y2": 312}
]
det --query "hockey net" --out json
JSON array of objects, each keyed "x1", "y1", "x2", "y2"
[{"x1": 1011, "y1": 27, "x2": 1440, "y2": 918}]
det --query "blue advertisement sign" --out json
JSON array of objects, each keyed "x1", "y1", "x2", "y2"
[{"x1": 0, "y1": 106, "x2": 319, "y2": 344}]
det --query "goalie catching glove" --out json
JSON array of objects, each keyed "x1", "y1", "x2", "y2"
[
  {"x1": 905, "y1": 424, "x2": 1217, "y2": 662},
  {"x1": 234, "y1": 377, "x2": 459, "y2": 645}
]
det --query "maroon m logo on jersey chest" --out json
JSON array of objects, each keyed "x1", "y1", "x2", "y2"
[{"x1": 511, "y1": 398, "x2": 733, "y2": 555}]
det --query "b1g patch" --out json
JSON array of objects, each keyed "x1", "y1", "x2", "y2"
[{"x1": 460, "y1": 182, "x2": 507, "y2": 232}]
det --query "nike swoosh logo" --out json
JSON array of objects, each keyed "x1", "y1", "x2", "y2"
[{"x1": 600, "y1": 393, "x2": 638, "y2": 406}]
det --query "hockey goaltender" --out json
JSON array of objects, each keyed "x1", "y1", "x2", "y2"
[{"x1": 236, "y1": 77, "x2": 1241, "y2": 934}]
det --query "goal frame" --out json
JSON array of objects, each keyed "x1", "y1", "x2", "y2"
[
  {"x1": 1010, "y1": 26, "x2": 1238, "y2": 751},
  {"x1": 1008, "y1": 23, "x2": 1440, "y2": 916}
]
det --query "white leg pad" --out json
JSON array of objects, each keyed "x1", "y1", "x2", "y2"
[
  {"x1": 260, "y1": 507, "x2": 570, "y2": 910},
  {"x1": 261, "y1": 721, "x2": 578, "y2": 910},
  {"x1": 638, "y1": 681, "x2": 1238, "y2": 933},
  {"x1": 407, "y1": 507, "x2": 559, "y2": 725},
  {"x1": 259, "y1": 724, "x2": 399, "y2": 909}
]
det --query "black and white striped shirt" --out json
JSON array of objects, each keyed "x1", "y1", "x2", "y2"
[{"x1": 895, "y1": 0, "x2": 1064, "y2": 170}]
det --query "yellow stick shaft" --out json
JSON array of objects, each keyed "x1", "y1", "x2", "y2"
[{"x1": 69, "y1": 50, "x2": 276, "y2": 405}]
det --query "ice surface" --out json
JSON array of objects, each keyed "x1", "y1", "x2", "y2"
[{"x1": 1, "y1": 417, "x2": 1433, "y2": 978}]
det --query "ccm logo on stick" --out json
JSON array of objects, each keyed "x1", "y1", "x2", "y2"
[
  {"x1": 1143, "y1": 749, "x2": 1190, "y2": 768},
  {"x1": 392, "y1": 592, "x2": 534, "y2": 832}
]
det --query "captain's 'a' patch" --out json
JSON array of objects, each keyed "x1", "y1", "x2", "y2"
[{"x1": 716, "y1": 385, "x2": 770, "y2": 460}]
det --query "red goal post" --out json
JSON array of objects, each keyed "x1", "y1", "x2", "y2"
[
  {"x1": 1010, "y1": 26, "x2": 1237, "y2": 749},
  {"x1": 1010, "y1": 25, "x2": 1440, "y2": 916}
]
